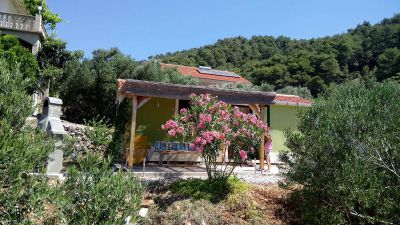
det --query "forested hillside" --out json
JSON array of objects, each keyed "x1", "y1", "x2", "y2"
[{"x1": 155, "y1": 15, "x2": 400, "y2": 95}]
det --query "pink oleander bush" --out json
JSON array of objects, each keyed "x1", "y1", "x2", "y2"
[{"x1": 162, "y1": 94, "x2": 270, "y2": 180}]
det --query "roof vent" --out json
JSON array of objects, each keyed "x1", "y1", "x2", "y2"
[{"x1": 198, "y1": 66, "x2": 212, "y2": 70}]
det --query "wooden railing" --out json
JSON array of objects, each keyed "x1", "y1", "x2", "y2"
[{"x1": 0, "y1": 11, "x2": 36, "y2": 32}]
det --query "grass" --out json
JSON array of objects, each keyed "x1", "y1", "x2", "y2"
[
  {"x1": 142, "y1": 177, "x2": 300, "y2": 225},
  {"x1": 170, "y1": 176, "x2": 250, "y2": 203}
]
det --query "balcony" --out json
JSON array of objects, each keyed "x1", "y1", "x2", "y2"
[{"x1": 0, "y1": 11, "x2": 46, "y2": 38}]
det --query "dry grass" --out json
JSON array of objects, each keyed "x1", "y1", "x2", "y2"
[{"x1": 142, "y1": 179, "x2": 300, "y2": 225}]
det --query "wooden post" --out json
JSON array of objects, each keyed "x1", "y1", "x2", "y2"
[
  {"x1": 267, "y1": 105, "x2": 271, "y2": 127},
  {"x1": 175, "y1": 99, "x2": 179, "y2": 116},
  {"x1": 128, "y1": 95, "x2": 138, "y2": 168},
  {"x1": 259, "y1": 105, "x2": 265, "y2": 171}
]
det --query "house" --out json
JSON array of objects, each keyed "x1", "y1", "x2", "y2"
[
  {"x1": 160, "y1": 64, "x2": 312, "y2": 152},
  {"x1": 0, "y1": 0, "x2": 47, "y2": 55},
  {"x1": 116, "y1": 65, "x2": 312, "y2": 170},
  {"x1": 1, "y1": 0, "x2": 47, "y2": 113},
  {"x1": 161, "y1": 63, "x2": 251, "y2": 86}
]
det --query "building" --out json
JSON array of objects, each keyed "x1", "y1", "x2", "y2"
[
  {"x1": 160, "y1": 64, "x2": 312, "y2": 152},
  {"x1": 161, "y1": 63, "x2": 251, "y2": 86},
  {"x1": 1, "y1": 0, "x2": 48, "y2": 113},
  {"x1": 0, "y1": 0, "x2": 47, "y2": 55},
  {"x1": 116, "y1": 64, "x2": 312, "y2": 168}
]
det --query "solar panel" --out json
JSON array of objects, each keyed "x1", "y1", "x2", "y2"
[{"x1": 198, "y1": 68, "x2": 240, "y2": 78}]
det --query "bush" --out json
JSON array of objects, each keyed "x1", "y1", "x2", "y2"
[
  {"x1": 83, "y1": 117, "x2": 112, "y2": 154},
  {"x1": 276, "y1": 85, "x2": 312, "y2": 99},
  {"x1": 162, "y1": 94, "x2": 269, "y2": 180},
  {"x1": 280, "y1": 81, "x2": 400, "y2": 224},
  {"x1": 59, "y1": 153, "x2": 144, "y2": 224},
  {"x1": 170, "y1": 177, "x2": 249, "y2": 203},
  {"x1": 0, "y1": 35, "x2": 39, "y2": 93},
  {"x1": 0, "y1": 61, "x2": 54, "y2": 224}
]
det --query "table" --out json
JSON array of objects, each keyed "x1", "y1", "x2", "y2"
[{"x1": 157, "y1": 150, "x2": 198, "y2": 165}]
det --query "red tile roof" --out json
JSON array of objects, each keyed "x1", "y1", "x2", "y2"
[
  {"x1": 161, "y1": 63, "x2": 251, "y2": 84},
  {"x1": 274, "y1": 94, "x2": 312, "y2": 106}
]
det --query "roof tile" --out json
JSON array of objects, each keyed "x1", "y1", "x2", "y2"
[{"x1": 161, "y1": 63, "x2": 251, "y2": 84}]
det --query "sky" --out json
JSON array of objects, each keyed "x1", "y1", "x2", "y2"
[{"x1": 49, "y1": 0, "x2": 400, "y2": 60}]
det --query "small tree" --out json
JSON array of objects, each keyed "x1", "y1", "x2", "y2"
[
  {"x1": 280, "y1": 81, "x2": 400, "y2": 224},
  {"x1": 162, "y1": 94, "x2": 269, "y2": 180}
]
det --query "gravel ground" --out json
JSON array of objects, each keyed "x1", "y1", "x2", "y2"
[
  {"x1": 139, "y1": 172, "x2": 284, "y2": 185},
  {"x1": 236, "y1": 173, "x2": 284, "y2": 184}
]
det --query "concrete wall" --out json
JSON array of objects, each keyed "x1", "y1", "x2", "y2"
[
  {"x1": 0, "y1": 0, "x2": 27, "y2": 14},
  {"x1": 267, "y1": 105, "x2": 300, "y2": 152},
  {"x1": 0, "y1": 0, "x2": 17, "y2": 13}
]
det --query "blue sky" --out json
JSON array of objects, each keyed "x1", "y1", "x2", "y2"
[{"x1": 49, "y1": 0, "x2": 400, "y2": 60}]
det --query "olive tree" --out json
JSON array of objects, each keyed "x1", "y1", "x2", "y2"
[{"x1": 280, "y1": 81, "x2": 400, "y2": 224}]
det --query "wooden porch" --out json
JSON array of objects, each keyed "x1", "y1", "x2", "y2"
[{"x1": 116, "y1": 79, "x2": 276, "y2": 170}]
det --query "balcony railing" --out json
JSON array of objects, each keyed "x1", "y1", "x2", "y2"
[
  {"x1": 0, "y1": 11, "x2": 35, "y2": 31},
  {"x1": 0, "y1": 11, "x2": 46, "y2": 38}
]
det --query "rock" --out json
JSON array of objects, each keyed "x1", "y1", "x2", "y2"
[{"x1": 138, "y1": 208, "x2": 148, "y2": 218}]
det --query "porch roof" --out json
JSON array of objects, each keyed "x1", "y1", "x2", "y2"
[{"x1": 117, "y1": 79, "x2": 276, "y2": 105}]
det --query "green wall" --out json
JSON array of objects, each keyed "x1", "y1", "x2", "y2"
[
  {"x1": 136, "y1": 97, "x2": 175, "y2": 144},
  {"x1": 135, "y1": 98, "x2": 302, "y2": 152},
  {"x1": 266, "y1": 105, "x2": 300, "y2": 152}
]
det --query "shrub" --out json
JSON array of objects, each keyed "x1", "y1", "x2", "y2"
[
  {"x1": 107, "y1": 98, "x2": 132, "y2": 161},
  {"x1": 162, "y1": 94, "x2": 269, "y2": 179},
  {"x1": 0, "y1": 61, "x2": 54, "y2": 223},
  {"x1": 280, "y1": 81, "x2": 400, "y2": 224},
  {"x1": 83, "y1": 117, "x2": 112, "y2": 154},
  {"x1": 0, "y1": 35, "x2": 39, "y2": 93},
  {"x1": 170, "y1": 177, "x2": 249, "y2": 203},
  {"x1": 59, "y1": 153, "x2": 144, "y2": 224},
  {"x1": 276, "y1": 85, "x2": 312, "y2": 99}
]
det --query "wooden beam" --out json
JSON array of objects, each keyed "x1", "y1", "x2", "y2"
[
  {"x1": 249, "y1": 104, "x2": 261, "y2": 118},
  {"x1": 121, "y1": 79, "x2": 276, "y2": 105},
  {"x1": 116, "y1": 93, "x2": 125, "y2": 104},
  {"x1": 128, "y1": 95, "x2": 138, "y2": 168},
  {"x1": 137, "y1": 96, "x2": 151, "y2": 109},
  {"x1": 259, "y1": 105, "x2": 265, "y2": 171}
]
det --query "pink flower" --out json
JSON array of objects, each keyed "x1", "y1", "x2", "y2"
[
  {"x1": 239, "y1": 150, "x2": 247, "y2": 160},
  {"x1": 223, "y1": 125, "x2": 231, "y2": 133},
  {"x1": 194, "y1": 137, "x2": 203, "y2": 145},
  {"x1": 180, "y1": 108, "x2": 188, "y2": 114},
  {"x1": 214, "y1": 131, "x2": 224, "y2": 140},
  {"x1": 226, "y1": 140, "x2": 231, "y2": 146},
  {"x1": 176, "y1": 126, "x2": 185, "y2": 134},
  {"x1": 164, "y1": 120, "x2": 178, "y2": 129},
  {"x1": 234, "y1": 110, "x2": 242, "y2": 119},
  {"x1": 196, "y1": 146, "x2": 204, "y2": 152},
  {"x1": 168, "y1": 129, "x2": 176, "y2": 137},
  {"x1": 199, "y1": 113, "x2": 205, "y2": 121},
  {"x1": 205, "y1": 114, "x2": 212, "y2": 123},
  {"x1": 161, "y1": 125, "x2": 166, "y2": 130},
  {"x1": 197, "y1": 122, "x2": 205, "y2": 129},
  {"x1": 249, "y1": 115, "x2": 257, "y2": 124}
]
